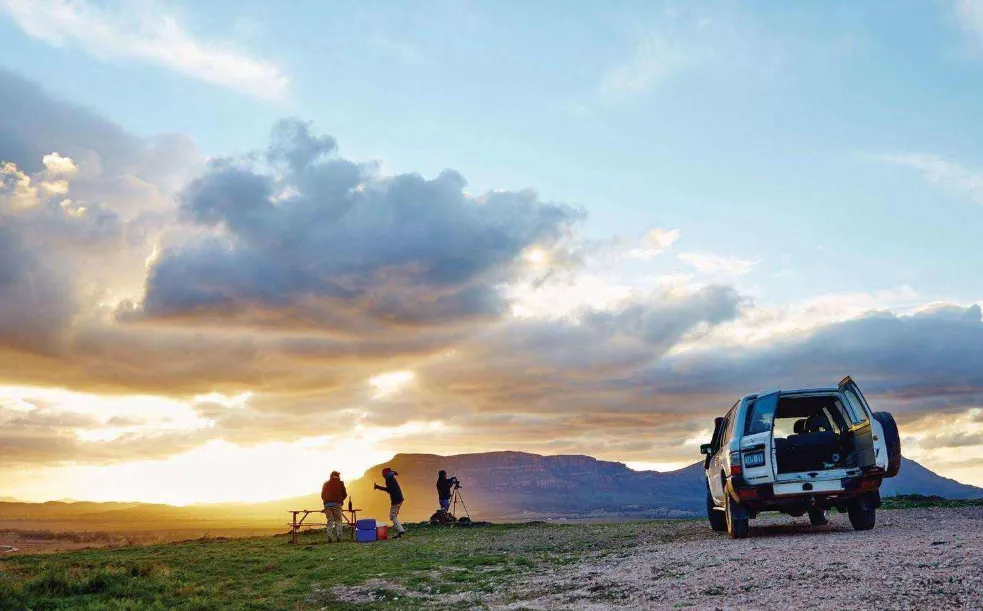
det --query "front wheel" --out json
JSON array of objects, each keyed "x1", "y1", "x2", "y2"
[
  {"x1": 848, "y1": 505, "x2": 876, "y2": 530},
  {"x1": 808, "y1": 509, "x2": 828, "y2": 526},
  {"x1": 707, "y1": 491, "x2": 726, "y2": 532},
  {"x1": 725, "y1": 495, "x2": 749, "y2": 539}
]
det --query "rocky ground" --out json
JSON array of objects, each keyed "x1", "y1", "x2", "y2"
[
  {"x1": 5, "y1": 507, "x2": 981, "y2": 610},
  {"x1": 331, "y1": 507, "x2": 983, "y2": 610}
]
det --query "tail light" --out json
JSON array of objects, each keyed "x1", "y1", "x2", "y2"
[
  {"x1": 860, "y1": 478, "x2": 880, "y2": 491},
  {"x1": 729, "y1": 451, "x2": 742, "y2": 476}
]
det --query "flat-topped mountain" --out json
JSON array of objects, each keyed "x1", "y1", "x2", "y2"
[{"x1": 1, "y1": 452, "x2": 978, "y2": 525}]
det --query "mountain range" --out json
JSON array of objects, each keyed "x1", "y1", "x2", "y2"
[{"x1": 1, "y1": 452, "x2": 979, "y2": 527}]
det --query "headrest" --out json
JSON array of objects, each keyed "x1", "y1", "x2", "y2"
[
  {"x1": 806, "y1": 413, "x2": 828, "y2": 432},
  {"x1": 793, "y1": 419, "x2": 807, "y2": 434}
]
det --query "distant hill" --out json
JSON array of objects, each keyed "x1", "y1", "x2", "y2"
[
  {"x1": 881, "y1": 457, "x2": 983, "y2": 499},
  {"x1": 1, "y1": 453, "x2": 979, "y2": 526},
  {"x1": 257, "y1": 452, "x2": 708, "y2": 523},
  {"x1": 246, "y1": 451, "x2": 983, "y2": 523}
]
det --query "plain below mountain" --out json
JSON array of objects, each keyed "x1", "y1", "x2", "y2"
[{"x1": 1, "y1": 452, "x2": 979, "y2": 525}]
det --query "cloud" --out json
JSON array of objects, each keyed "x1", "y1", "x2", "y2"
[
  {"x1": 7, "y1": 70, "x2": 983, "y2": 490},
  {"x1": 0, "y1": 0, "x2": 288, "y2": 100},
  {"x1": 678, "y1": 251, "x2": 759, "y2": 276},
  {"x1": 872, "y1": 153, "x2": 983, "y2": 204},
  {"x1": 596, "y1": 4, "x2": 750, "y2": 102},
  {"x1": 626, "y1": 227, "x2": 681, "y2": 260},
  {"x1": 642, "y1": 304, "x2": 983, "y2": 414},
  {"x1": 132, "y1": 118, "x2": 585, "y2": 331},
  {"x1": 601, "y1": 33, "x2": 690, "y2": 97},
  {"x1": 956, "y1": 0, "x2": 983, "y2": 48}
]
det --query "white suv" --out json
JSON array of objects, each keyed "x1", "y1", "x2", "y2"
[{"x1": 700, "y1": 376, "x2": 901, "y2": 538}]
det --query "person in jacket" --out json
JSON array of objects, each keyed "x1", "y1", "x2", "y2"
[
  {"x1": 436, "y1": 470, "x2": 455, "y2": 513},
  {"x1": 321, "y1": 471, "x2": 347, "y2": 543},
  {"x1": 373, "y1": 467, "x2": 406, "y2": 538}
]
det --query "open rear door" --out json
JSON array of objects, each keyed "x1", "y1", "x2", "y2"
[{"x1": 838, "y1": 376, "x2": 876, "y2": 469}]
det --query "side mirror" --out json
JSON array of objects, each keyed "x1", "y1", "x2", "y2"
[{"x1": 700, "y1": 443, "x2": 713, "y2": 455}]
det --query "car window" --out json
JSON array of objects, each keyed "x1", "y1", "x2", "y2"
[
  {"x1": 841, "y1": 389, "x2": 868, "y2": 425},
  {"x1": 743, "y1": 399, "x2": 773, "y2": 435},
  {"x1": 718, "y1": 404, "x2": 739, "y2": 445},
  {"x1": 716, "y1": 417, "x2": 730, "y2": 449}
]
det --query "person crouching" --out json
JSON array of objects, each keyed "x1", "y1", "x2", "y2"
[
  {"x1": 321, "y1": 471, "x2": 347, "y2": 543},
  {"x1": 373, "y1": 468, "x2": 406, "y2": 538}
]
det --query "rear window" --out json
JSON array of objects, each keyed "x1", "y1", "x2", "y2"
[{"x1": 744, "y1": 397, "x2": 777, "y2": 436}]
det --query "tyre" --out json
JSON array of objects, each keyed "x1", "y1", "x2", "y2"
[
  {"x1": 808, "y1": 509, "x2": 828, "y2": 526},
  {"x1": 848, "y1": 505, "x2": 876, "y2": 530},
  {"x1": 873, "y1": 412, "x2": 902, "y2": 477},
  {"x1": 707, "y1": 491, "x2": 727, "y2": 532},
  {"x1": 725, "y1": 495, "x2": 749, "y2": 539}
]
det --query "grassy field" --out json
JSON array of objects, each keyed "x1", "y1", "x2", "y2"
[
  {"x1": 3, "y1": 499, "x2": 980, "y2": 611},
  {"x1": 0, "y1": 521, "x2": 656, "y2": 610}
]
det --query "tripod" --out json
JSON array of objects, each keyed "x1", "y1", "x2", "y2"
[{"x1": 450, "y1": 485, "x2": 471, "y2": 520}]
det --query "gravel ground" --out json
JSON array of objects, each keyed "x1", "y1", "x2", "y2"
[{"x1": 490, "y1": 507, "x2": 983, "y2": 611}]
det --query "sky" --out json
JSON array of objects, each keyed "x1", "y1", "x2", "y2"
[{"x1": 2, "y1": 0, "x2": 983, "y2": 505}]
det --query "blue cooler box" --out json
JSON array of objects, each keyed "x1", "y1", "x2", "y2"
[
  {"x1": 355, "y1": 529, "x2": 378, "y2": 543},
  {"x1": 356, "y1": 518, "x2": 377, "y2": 531}
]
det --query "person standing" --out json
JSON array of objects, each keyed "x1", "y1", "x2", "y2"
[
  {"x1": 373, "y1": 468, "x2": 406, "y2": 538},
  {"x1": 436, "y1": 470, "x2": 454, "y2": 514},
  {"x1": 321, "y1": 471, "x2": 347, "y2": 543}
]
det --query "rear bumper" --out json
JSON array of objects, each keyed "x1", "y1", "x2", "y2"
[{"x1": 726, "y1": 471, "x2": 883, "y2": 511}]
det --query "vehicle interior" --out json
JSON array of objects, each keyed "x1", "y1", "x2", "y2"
[{"x1": 772, "y1": 395, "x2": 858, "y2": 474}]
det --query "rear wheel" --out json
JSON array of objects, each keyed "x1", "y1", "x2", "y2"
[
  {"x1": 808, "y1": 509, "x2": 828, "y2": 526},
  {"x1": 873, "y1": 412, "x2": 902, "y2": 477},
  {"x1": 725, "y1": 495, "x2": 749, "y2": 539},
  {"x1": 707, "y1": 491, "x2": 726, "y2": 532},
  {"x1": 848, "y1": 504, "x2": 876, "y2": 530}
]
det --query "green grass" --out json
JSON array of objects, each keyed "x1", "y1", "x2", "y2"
[
  {"x1": 881, "y1": 494, "x2": 983, "y2": 510},
  {"x1": 0, "y1": 522, "x2": 654, "y2": 611}
]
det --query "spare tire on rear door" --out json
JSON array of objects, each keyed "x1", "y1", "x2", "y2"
[{"x1": 873, "y1": 411, "x2": 901, "y2": 477}]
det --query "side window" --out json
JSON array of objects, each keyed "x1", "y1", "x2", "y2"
[
  {"x1": 713, "y1": 417, "x2": 730, "y2": 451},
  {"x1": 719, "y1": 405, "x2": 738, "y2": 445},
  {"x1": 725, "y1": 411, "x2": 738, "y2": 442}
]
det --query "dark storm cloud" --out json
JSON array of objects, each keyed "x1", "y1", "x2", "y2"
[
  {"x1": 0, "y1": 68, "x2": 198, "y2": 366},
  {"x1": 0, "y1": 70, "x2": 136, "y2": 174},
  {"x1": 137, "y1": 119, "x2": 584, "y2": 329},
  {"x1": 0, "y1": 221, "x2": 77, "y2": 354},
  {"x1": 640, "y1": 304, "x2": 983, "y2": 413},
  {"x1": 918, "y1": 431, "x2": 983, "y2": 450},
  {"x1": 415, "y1": 284, "x2": 742, "y2": 411}
]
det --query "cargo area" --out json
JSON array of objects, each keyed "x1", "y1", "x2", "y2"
[{"x1": 771, "y1": 395, "x2": 859, "y2": 475}]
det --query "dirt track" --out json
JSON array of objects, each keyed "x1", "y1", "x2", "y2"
[{"x1": 492, "y1": 507, "x2": 983, "y2": 610}]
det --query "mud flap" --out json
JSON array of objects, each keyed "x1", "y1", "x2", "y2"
[
  {"x1": 858, "y1": 491, "x2": 881, "y2": 511},
  {"x1": 724, "y1": 478, "x2": 751, "y2": 520}
]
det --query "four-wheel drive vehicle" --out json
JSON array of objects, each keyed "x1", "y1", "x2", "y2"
[{"x1": 700, "y1": 376, "x2": 901, "y2": 539}]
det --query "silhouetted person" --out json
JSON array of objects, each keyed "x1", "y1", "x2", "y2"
[
  {"x1": 321, "y1": 471, "x2": 347, "y2": 543},
  {"x1": 373, "y1": 468, "x2": 406, "y2": 538},
  {"x1": 436, "y1": 470, "x2": 454, "y2": 513}
]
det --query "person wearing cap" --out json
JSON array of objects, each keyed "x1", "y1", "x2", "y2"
[
  {"x1": 373, "y1": 468, "x2": 406, "y2": 538},
  {"x1": 321, "y1": 471, "x2": 347, "y2": 543}
]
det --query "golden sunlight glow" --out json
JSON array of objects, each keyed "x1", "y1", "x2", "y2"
[
  {"x1": 0, "y1": 385, "x2": 211, "y2": 443},
  {"x1": 193, "y1": 391, "x2": 253, "y2": 408},
  {"x1": 522, "y1": 246, "x2": 549, "y2": 266},
  {"x1": 626, "y1": 461, "x2": 687, "y2": 473},
  {"x1": 368, "y1": 370, "x2": 416, "y2": 399},
  {"x1": 4, "y1": 421, "x2": 450, "y2": 505}
]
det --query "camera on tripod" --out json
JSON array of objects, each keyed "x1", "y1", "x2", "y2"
[{"x1": 449, "y1": 476, "x2": 462, "y2": 490}]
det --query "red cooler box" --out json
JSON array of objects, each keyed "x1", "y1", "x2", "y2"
[{"x1": 376, "y1": 525, "x2": 389, "y2": 540}]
